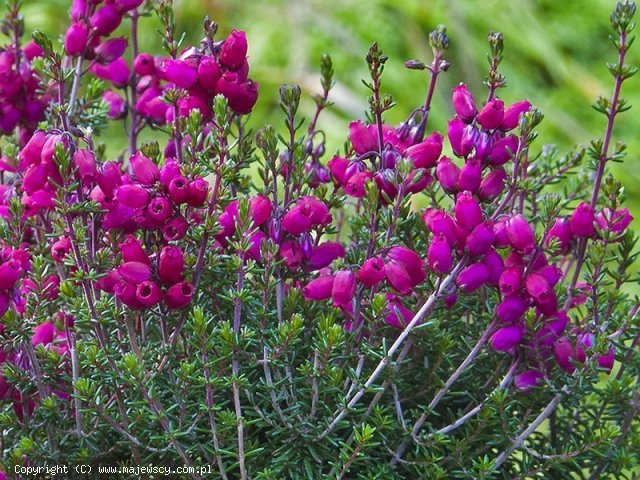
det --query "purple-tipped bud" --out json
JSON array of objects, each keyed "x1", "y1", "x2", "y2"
[
  {"x1": 423, "y1": 209, "x2": 458, "y2": 246},
  {"x1": 458, "y1": 158, "x2": 482, "y2": 193},
  {"x1": 157, "y1": 59, "x2": 198, "y2": 89},
  {"x1": 32, "y1": 322, "x2": 56, "y2": 347},
  {"x1": 405, "y1": 131, "x2": 443, "y2": 168},
  {"x1": 349, "y1": 121, "x2": 376, "y2": 155},
  {"x1": 514, "y1": 370, "x2": 543, "y2": 391},
  {"x1": 115, "y1": 184, "x2": 150, "y2": 208},
  {"x1": 146, "y1": 196, "x2": 172, "y2": 223},
  {"x1": 332, "y1": 270, "x2": 356, "y2": 307},
  {"x1": 186, "y1": 178, "x2": 209, "y2": 207},
  {"x1": 90, "y1": 4, "x2": 122, "y2": 36},
  {"x1": 490, "y1": 325, "x2": 524, "y2": 352},
  {"x1": 488, "y1": 135, "x2": 519, "y2": 166},
  {"x1": 502, "y1": 100, "x2": 532, "y2": 131},
  {"x1": 506, "y1": 214, "x2": 535, "y2": 253},
  {"x1": 474, "y1": 132, "x2": 493, "y2": 162},
  {"x1": 118, "y1": 235, "x2": 149, "y2": 265},
  {"x1": 454, "y1": 191, "x2": 483, "y2": 231},
  {"x1": 130, "y1": 152, "x2": 159, "y2": 186},
  {"x1": 136, "y1": 281, "x2": 162, "y2": 307},
  {"x1": 303, "y1": 275, "x2": 334, "y2": 301},
  {"x1": 307, "y1": 242, "x2": 345, "y2": 270},
  {"x1": 447, "y1": 117, "x2": 466, "y2": 157},
  {"x1": 456, "y1": 262, "x2": 489, "y2": 293},
  {"x1": 387, "y1": 246, "x2": 426, "y2": 287},
  {"x1": 165, "y1": 281, "x2": 194, "y2": 310},
  {"x1": 477, "y1": 99, "x2": 504, "y2": 130},
  {"x1": 64, "y1": 23, "x2": 89, "y2": 56},
  {"x1": 134, "y1": 53, "x2": 155, "y2": 76},
  {"x1": 497, "y1": 294, "x2": 529, "y2": 323},
  {"x1": 553, "y1": 336, "x2": 576, "y2": 373},
  {"x1": 436, "y1": 156, "x2": 460, "y2": 194},
  {"x1": 570, "y1": 202, "x2": 596, "y2": 238},
  {"x1": 95, "y1": 37, "x2": 128, "y2": 64},
  {"x1": 459, "y1": 125, "x2": 479, "y2": 157},
  {"x1": 465, "y1": 222, "x2": 495, "y2": 257},
  {"x1": 358, "y1": 257, "x2": 386, "y2": 286},
  {"x1": 451, "y1": 84, "x2": 477, "y2": 122},
  {"x1": 167, "y1": 176, "x2": 189, "y2": 205},
  {"x1": 499, "y1": 267, "x2": 523, "y2": 296},
  {"x1": 220, "y1": 30, "x2": 248, "y2": 69},
  {"x1": 427, "y1": 234, "x2": 453, "y2": 274},
  {"x1": 478, "y1": 168, "x2": 506, "y2": 201}
]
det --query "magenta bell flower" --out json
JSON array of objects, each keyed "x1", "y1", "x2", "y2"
[
  {"x1": 345, "y1": 171, "x2": 374, "y2": 198},
  {"x1": 118, "y1": 261, "x2": 151, "y2": 284},
  {"x1": 95, "y1": 37, "x2": 128, "y2": 64},
  {"x1": 227, "y1": 80, "x2": 259, "y2": 115},
  {"x1": 525, "y1": 272, "x2": 557, "y2": 315},
  {"x1": 282, "y1": 205, "x2": 313, "y2": 235},
  {"x1": 0, "y1": 259, "x2": 22, "y2": 289},
  {"x1": 477, "y1": 99, "x2": 504, "y2": 130},
  {"x1": 0, "y1": 291, "x2": 9, "y2": 317},
  {"x1": 328, "y1": 156, "x2": 349, "y2": 185},
  {"x1": 514, "y1": 370, "x2": 543, "y2": 391},
  {"x1": 478, "y1": 168, "x2": 506, "y2": 201},
  {"x1": 553, "y1": 336, "x2": 576, "y2": 373},
  {"x1": 220, "y1": 30, "x2": 248, "y2": 69},
  {"x1": 307, "y1": 242, "x2": 345, "y2": 270},
  {"x1": 130, "y1": 152, "x2": 160, "y2": 186},
  {"x1": 186, "y1": 178, "x2": 209, "y2": 207},
  {"x1": 22, "y1": 164, "x2": 48, "y2": 195},
  {"x1": 436, "y1": 156, "x2": 460, "y2": 194},
  {"x1": 499, "y1": 267, "x2": 523, "y2": 296},
  {"x1": 103, "y1": 89, "x2": 127, "y2": 119},
  {"x1": 158, "y1": 246, "x2": 185, "y2": 285},
  {"x1": 96, "y1": 161, "x2": 123, "y2": 198},
  {"x1": 454, "y1": 191, "x2": 483, "y2": 231},
  {"x1": 165, "y1": 281, "x2": 195, "y2": 310},
  {"x1": 545, "y1": 217, "x2": 573, "y2": 253},
  {"x1": 483, "y1": 249, "x2": 504, "y2": 285},
  {"x1": 490, "y1": 325, "x2": 524, "y2": 352},
  {"x1": 198, "y1": 56, "x2": 222, "y2": 90},
  {"x1": 385, "y1": 297, "x2": 414, "y2": 328},
  {"x1": 465, "y1": 221, "x2": 495, "y2": 257},
  {"x1": 506, "y1": 214, "x2": 535, "y2": 253},
  {"x1": 456, "y1": 262, "x2": 489, "y2": 293},
  {"x1": 488, "y1": 135, "x2": 519, "y2": 166},
  {"x1": 427, "y1": 234, "x2": 453, "y2": 274},
  {"x1": 502, "y1": 100, "x2": 532, "y2": 131},
  {"x1": 146, "y1": 196, "x2": 172, "y2": 223},
  {"x1": 303, "y1": 275, "x2": 334, "y2": 301},
  {"x1": 118, "y1": 235, "x2": 149, "y2": 265},
  {"x1": 458, "y1": 158, "x2": 482, "y2": 193},
  {"x1": 384, "y1": 261, "x2": 412, "y2": 295},
  {"x1": 167, "y1": 176, "x2": 189, "y2": 205},
  {"x1": 115, "y1": 184, "x2": 150, "y2": 208},
  {"x1": 157, "y1": 59, "x2": 198, "y2": 89},
  {"x1": 113, "y1": 0, "x2": 144, "y2": 12},
  {"x1": 451, "y1": 83, "x2": 477, "y2": 122},
  {"x1": 423, "y1": 209, "x2": 457, "y2": 246},
  {"x1": 496, "y1": 294, "x2": 529, "y2": 323},
  {"x1": 358, "y1": 257, "x2": 386, "y2": 286},
  {"x1": 596, "y1": 207, "x2": 633, "y2": 234},
  {"x1": 387, "y1": 246, "x2": 426, "y2": 286},
  {"x1": 405, "y1": 131, "x2": 443, "y2": 168},
  {"x1": 349, "y1": 121, "x2": 376, "y2": 155},
  {"x1": 19, "y1": 131, "x2": 46, "y2": 169},
  {"x1": 249, "y1": 195, "x2": 273, "y2": 226},
  {"x1": 570, "y1": 202, "x2": 596, "y2": 237},
  {"x1": 134, "y1": 53, "x2": 155, "y2": 76},
  {"x1": 297, "y1": 196, "x2": 331, "y2": 225},
  {"x1": 90, "y1": 57, "x2": 130, "y2": 87},
  {"x1": 90, "y1": 4, "x2": 122, "y2": 36},
  {"x1": 51, "y1": 237, "x2": 71, "y2": 263},
  {"x1": 163, "y1": 217, "x2": 189, "y2": 241},
  {"x1": 332, "y1": 270, "x2": 356, "y2": 307},
  {"x1": 32, "y1": 322, "x2": 56, "y2": 347},
  {"x1": 136, "y1": 281, "x2": 162, "y2": 308},
  {"x1": 160, "y1": 160, "x2": 181, "y2": 187},
  {"x1": 459, "y1": 125, "x2": 479, "y2": 157},
  {"x1": 64, "y1": 23, "x2": 89, "y2": 56}
]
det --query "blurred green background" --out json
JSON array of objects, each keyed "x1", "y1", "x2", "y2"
[{"x1": 22, "y1": 0, "x2": 640, "y2": 219}]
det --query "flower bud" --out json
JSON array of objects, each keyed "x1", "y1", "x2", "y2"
[
  {"x1": 474, "y1": 131, "x2": 493, "y2": 162},
  {"x1": 115, "y1": 184, "x2": 150, "y2": 208},
  {"x1": 167, "y1": 177, "x2": 189, "y2": 205},
  {"x1": 95, "y1": 37, "x2": 128, "y2": 64},
  {"x1": 422, "y1": 209, "x2": 457, "y2": 246},
  {"x1": 525, "y1": 272, "x2": 557, "y2": 315},
  {"x1": 220, "y1": 30, "x2": 248, "y2": 69},
  {"x1": 488, "y1": 135, "x2": 518, "y2": 166},
  {"x1": 427, "y1": 234, "x2": 453, "y2": 274},
  {"x1": 505, "y1": 214, "x2": 535, "y2": 253},
  {"x1": 64, "y1": 23, "x2": 89, "y2": 56},
  {"x1": 130, "y1": 152, "x2": 159, "y2": 186},
  {"x1": 465, "y1": 222, "x2": 495, "y2": 257},
  {"x1": 553, "y1": 336, "x2": 575, "y2": 373},
  {"x1": 134, "y1": 53, "x2": 155, "y2": 76},
  {"x1": 459, "y1": 125, "x2": 478, "y2": 157},
  {"x1": 303, "y1": 275, "x2": 334, "y2": 301},
  {"x1": 349, "y1": 121, "x2": 376, "y2": 155},
  {"x1": 157, "y1": 59, "x2": 198, "y2": 89},
  {"x1": 19, "y1": 131, "x2": 47, "y2": 169},
  {"x1": 332, "y1": 270, "x2": 356, "y2": 307},
  {"x1": 497, "y1": 294, "x2": 529, "y2": 323},
  {"x1": 502, "y1": 100, "x2": 532, "y2": 131},
  {"x1": 90, "y1": 4, "x2": 122, "y2": 36},
  {"x1": 478, "y1": 168, "x2": 506, "y2": 201},
  {"x1": 451, "y1": 83, "x2": 477, "y2": 122},
  {"x1": 160, "y1": 160, "x2": 181, "y2": 187},
  {"x1": 447, "y1": 117, "x2": 466, "y2": 157},
  {"x1": 490, "y1": 325, "x2": 524, "y2": 352},
  {"x1": 136, "y1": 281, "x2": 162, "y2": 307},
  {"x1": 405, "y1": 131, "x2": 443, "y2": 168},
  {"x1": 248, "y1": 195, "x2": 272, "y2": 226},
  {"x1": 457, "y1": 158, "x2": 482, "y2": 193},
  {"x1": 22, "y1": 164, "x2": 48, "y2": 195},
  {"x1": 328, "y1": 156, "x2": 350, "y2": 185},
  {"x1": 456, "y1": 262, "x2": 489, "y2": 293},
  {"x1": 436, "y1": 156, "x2": 460, "y2": 194},
  {"x1": 358, "y1": 257, "x2": 386, "y2": 286},
  {"x1": 186, "y1": 178, "x2": 209, "y2": 207},
  {"x1": 165, "y1": 281, "x2": 195, "y2": 309},
  {"x1": 90, "y1": 57, "x2": 130, "y2": 87},
  {"x1": 454, "y1": 191, "x2": 483, "y2": 231},
  {"x1": 307, "y1": 242, "x2": 345, "y2": 271},
  {"x1": 477, "y1": 99, "x2": 504, "y2": 130},
  {"x1": 570, "y1": 202, "x2": 596, "y2": 238},
  {"x1": 158, "y1": 246, "x2": 185, "y2": 285},
  {"x1": 514, "y1": 370, "x2": 543, "y2": 391}
]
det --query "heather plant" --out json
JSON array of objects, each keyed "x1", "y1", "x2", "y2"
[{"x1": 0, "y1": 0, "x2": 638, "y2": 478}]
